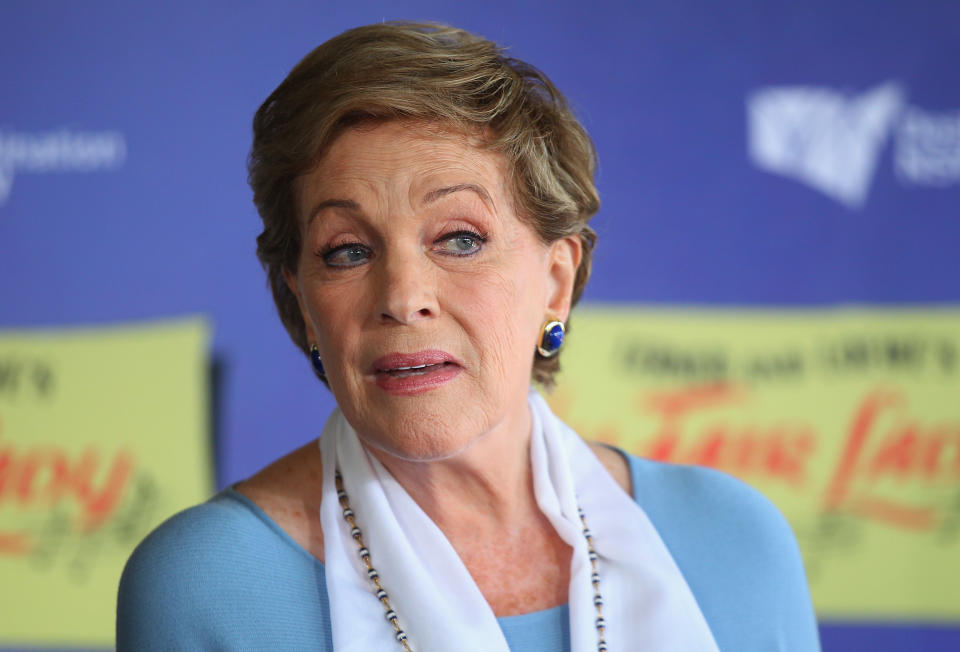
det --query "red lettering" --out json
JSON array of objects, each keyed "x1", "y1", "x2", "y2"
[
  {"x1": 821, "y1": 388, "x2": 960, "y2": 530},
  {"x1": 0, "y1": 429, "x2": 137, "y2": 542},
  {"x1": 14, "y1": 450, "x2": 45, "y2": 503},
  {"x1": 915, "y1": 428, "x2": 960, "y2": 479},
  {"x1": 851, "y1": 495, "x2": 937, "y2": 531},
  {"x1": 637, "y1": 384, "x2": 816, "y2": 486},
  {"x1": 640, "y1": 383, "x2": 743, "y2": 462},
  {"x1": 868, "y1": 429, "x2": 920, "y2": 480},
  {"x1": 0, "y1": 531, "x2": 30, "y2": 555},
  {"x1": 861, "y1": 423, "x2": 960, "y2": 483},
  {"x1": 77, "y1": 450, "x2": 135, "y2": 529},
  {"x1": 824, "y1": 389, "x2": 901, "y2": 509},
  {"x1": 0, "y1": 447, "x2": 11, "y2": 496},
  {"x1": 685, "y1": 427, "x2": 728, "y2": 467},
  {"x1": 765, "y1": 428, "x2": 816, "y2": 487}
]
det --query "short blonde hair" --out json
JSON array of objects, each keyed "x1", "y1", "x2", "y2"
[{"x1": 249, "y1": 22, "x2": 599, "y2": 387}]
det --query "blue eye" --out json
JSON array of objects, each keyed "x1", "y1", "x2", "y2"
[
  {"x1": 322, "y1": 243, "x2": 371, "y2": 268},
  {"x1": 435, "y1": 230, "x2": 486, "y2": 256}
]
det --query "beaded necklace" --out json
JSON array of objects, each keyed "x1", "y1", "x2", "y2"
[{"x1": 335, "y1": 470, "x2": 608, "y2": 651}]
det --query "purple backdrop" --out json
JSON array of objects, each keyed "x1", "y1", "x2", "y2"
[{"x1": 2, "y1": 1, "x2": 959, "y2": 649}]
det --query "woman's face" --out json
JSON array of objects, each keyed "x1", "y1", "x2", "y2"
[{"x1": 288, "y1": 121, "x2": 579, "y2": 461}]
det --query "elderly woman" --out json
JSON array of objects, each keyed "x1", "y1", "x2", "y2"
[{"x1": 118, "y1": 22, "x2": 819, "y2": 651}]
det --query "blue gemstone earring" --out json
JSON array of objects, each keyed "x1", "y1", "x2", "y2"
[
  {"x1": 537, "y1": 320, "x2": 565, "y2": 358},
  {"x1": 310, "y1": 344, "x2": 326, "y2": 378}
]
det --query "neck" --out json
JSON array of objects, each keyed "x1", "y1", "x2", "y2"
[
  {"x1": 366, "y1": 395, "x2": 539, "y2": 537},
  {"x1": 359, "y1": 391, "x2": 574, "y2": 616}
]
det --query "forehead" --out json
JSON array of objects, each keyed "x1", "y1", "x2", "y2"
[{"x1": 297, "y1": 121, "x2": 510, "y2": 209}]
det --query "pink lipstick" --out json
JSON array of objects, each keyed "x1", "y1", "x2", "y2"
[{"x1": 369, "y1": 350, "x2": 462, "y2": 395}]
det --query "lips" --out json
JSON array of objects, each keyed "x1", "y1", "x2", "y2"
[{"x1": 369, "y1": 350, "x2": 462, "y2": 395}]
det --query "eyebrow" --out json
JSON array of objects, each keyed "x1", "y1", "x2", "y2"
[
  {"x1": 307, "y1": 183, "x2": 492, "y2": 224},
  {"x1": 307, "y1": 198, "x2": 361, "y2": 224},
  {"x1": 423, "y1": 183, "x2": 492, "y2": 206}
]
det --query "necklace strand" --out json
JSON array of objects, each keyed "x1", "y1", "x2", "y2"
[
  {"x1": 335, "y1": 470, "x2": 608, "y2": 651},
  {"x1": 335, "y1": 471, "x2": 412, "y2": 651},
  {"x1": 579, "y1": 504, "x2": 608, "y2": 652}
]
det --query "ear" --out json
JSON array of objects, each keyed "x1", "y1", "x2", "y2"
[
  {"x1": 545, "y1": 235, "x2": 582, "y2": 322},
  {"x1": 283, "y1": 267, "x2": 318, "y2": 345}
]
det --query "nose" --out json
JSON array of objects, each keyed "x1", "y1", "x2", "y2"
[{"x1": 374, "y1": 247, "x2": 438, "y2": 325}]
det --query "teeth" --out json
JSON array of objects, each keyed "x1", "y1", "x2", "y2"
[
  {"x1": 377, "y1": 360, "x2": 453, "y2": 375},
  {"x1": 384, "y1": 362, "x2": 446, "y2": 375}
]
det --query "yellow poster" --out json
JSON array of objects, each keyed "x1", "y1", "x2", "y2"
[
  {"x1": 549, "y1": 306, "x2": 960, "y2": 621},
  {"x1": 0, "y1": 318, "x2": 212, "y2": 646}
]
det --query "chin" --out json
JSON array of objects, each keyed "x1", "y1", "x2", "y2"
[
  {"x1": 349, "y1": 402, "x2": 493, "y2": 464},
  {"x1": 356, "y1": 428, "x2": 482, "y2": 464},
  {"x1": 341, "y1": 382, "x2": 498, "y2": 462},
  {"x1": 369, "y1": 438, "x2": 474, "y2": 463}
]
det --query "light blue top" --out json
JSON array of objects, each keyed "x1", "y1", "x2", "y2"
[{"x1": 117, "y1": 454, "x2": 820, "y2": 650}]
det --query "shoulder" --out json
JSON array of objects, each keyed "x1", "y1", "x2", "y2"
[
  {"x1": 625, "y1": 455, "x2": 821, "y2": 651},
  {"x1": 628, "y1": 455, "x2": 791, "y2": 544},
  {"x1": 588, "y1": 444, "x2": 799, "y2": 553},
  {"x1": 233, "y1": 439, "x2": 325, "y2": 560},
  {"x1": 116, "y1": 494, "x2": 264, "y2": 649},
  {"x1": 119, "y1": 491, "x2": 280, "y2": 576},
  {"x1": 117, "y1": 483, "x2": 331, "y2": 649}
]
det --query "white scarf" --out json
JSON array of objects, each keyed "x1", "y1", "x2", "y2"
[{"x1": 319, "y1": 390, "x2": 719, "y2": 651}]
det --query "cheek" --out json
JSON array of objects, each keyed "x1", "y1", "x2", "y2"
[
  {"x1": 309, "y1": 288, "x2": 373, "y2": 412},
  {"x1": 304, "y1": 283, "x2": 368, "y2": 369},
  {"x1": 449, "y1": 265, "x2": 543, "y2": 376}
]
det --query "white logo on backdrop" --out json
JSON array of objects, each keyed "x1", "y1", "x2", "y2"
[
  {"x1": 746, "y1": 82, "x2": 960, "y2": 209},
  {"x1": 0, "y1": 129, "x2": 127, "y2": 205},
  {"x1": 895, "y1": 107, "x2": 960, "y2": 186}
]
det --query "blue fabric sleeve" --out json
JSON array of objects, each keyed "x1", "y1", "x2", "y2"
[
  {"x1": 628, "y1": 456, "x2": 821, "y2": 651},
  {"x1": 116, "y1": 492, "x2": 333, "y2": 651},
  {"x1": 117, "y1": 456, "x2": 820, "y2": 651}
]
